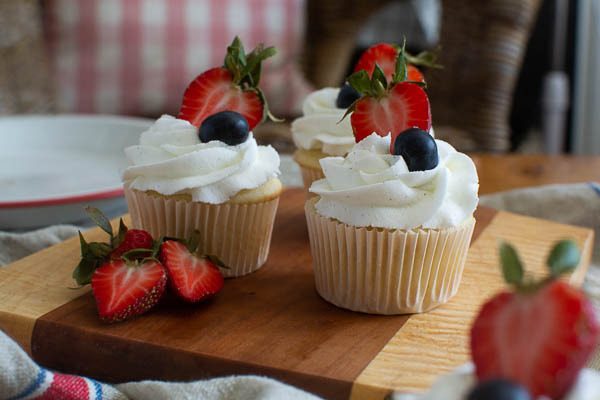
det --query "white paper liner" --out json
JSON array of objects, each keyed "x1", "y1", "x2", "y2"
[
  {"x1": 124, "y1": 186, "x2": 279, "y2": 278},
  {"x1": 299, "y1": 165, "x2": 325, "y2": 197},
  {"x1": 304, "y1": 198, "x2": 476, "y2": 314}
]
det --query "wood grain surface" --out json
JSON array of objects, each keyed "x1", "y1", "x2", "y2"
[{"x1": 0, "y1": 188, "x2": 593, "y2": 399}]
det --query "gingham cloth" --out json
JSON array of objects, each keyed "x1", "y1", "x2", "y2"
[{"x1": 43, "y1": 0, "x2": 312, "y2": 118}]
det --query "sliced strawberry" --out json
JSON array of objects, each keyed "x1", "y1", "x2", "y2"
[
  {"x1": 110, "y1": 229, "x2": 153, "y2": 259},
  {"x1": 354, "y1": 43, "x2": 426, "y2": 84},
  {"x1": 407, "y1": 64, "x2": 425, "y2": 83},
  {"x1": 354, "y1": 43, "x2": 397, "y2": 81},
  {"x1": 178, "y1": 36, "x2": 277, "y2": 130},
  {"x1": 91, "y1": 259, "x2": 167, "y2": 323},
  {"x1": 178, "y1": 67, "x2": 263, "y2": 130},
  {"x1": 350, "y1": 82, "x2": 431, "y2": 144},
  {"x1": 470, "y1": 241, "x2": 599, "y2": 399},
  {"x1": 160, "y1": 240, "x2": 224, "y2": 303}
]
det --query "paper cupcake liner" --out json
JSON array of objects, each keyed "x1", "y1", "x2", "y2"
[
  {"x1": 304, "y1": 198, "x2": 476, "y2": 314},
  {"x1": 124, "y1": 186, "x2": 279, "y2": 278},
  {"x1": 299, "y1": 165, "x2": 325, "y2": 197}
]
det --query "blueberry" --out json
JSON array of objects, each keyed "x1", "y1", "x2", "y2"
[
  {"x1": 467, "y1": 379, "x2": 531, "y2": 400},
  {"x1": 198, "y1": 111, "x2": 249, "y2": 145},
  {"x1": 336, "y1": 83, "x2": 361, "y2": 109},
  {"x1": 392, "y1": 127, "x2": 438, "y2": 171}
]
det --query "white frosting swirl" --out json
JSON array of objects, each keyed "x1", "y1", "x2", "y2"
[
  {"x1": 393, "y1": 363, "x2": 600, "y2": 400},
  {"x1": 309, "y1": 133, "x2": 478, "y2": 230},
  {"x1": 291, "y1": 88, "x2": 354, "y2": 156},
  {"x1": 122, "y1": 115, "x2": 280, "y2": 204}
]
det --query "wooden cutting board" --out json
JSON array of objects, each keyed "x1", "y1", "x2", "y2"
[{"x1": 0, "y1": 188, "x2": 593, "y2": 399}]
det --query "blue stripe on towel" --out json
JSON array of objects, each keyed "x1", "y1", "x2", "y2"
[
  {"x1": 588, "y1": 182, "x2": 600, "y2": 197},
  {"x1": 8, "y1": 368, "x2": 46, "y2": 400},
  {"x1": 91, "y1": 379, "x2": 103, "y2": 399}
]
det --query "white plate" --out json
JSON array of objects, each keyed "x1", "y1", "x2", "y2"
[{"x1": 0, "y1": 115, "x2": 153, "y2": 230}]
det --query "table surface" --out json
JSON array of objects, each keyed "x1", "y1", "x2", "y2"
[{"x1": 472, "y1": 154, "x2": 600, "y2": 194}]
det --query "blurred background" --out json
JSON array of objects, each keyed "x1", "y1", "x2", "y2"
[{"x1": 1, "y1": 0, "x2": 599, "y2": 154}]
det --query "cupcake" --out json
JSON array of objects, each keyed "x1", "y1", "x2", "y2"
[
  {"x1": 122, "y1": 37, "x2": 282, "y2": 277},
  {"x1": 292, "y1": 41, "x2": 438, "y2": 193},
  {"x1": 305, "y1": 45, "x2": 477, "y2": 314},
  {"x1": 291, "y1": 86, "x2": 356, "y2": 192}
]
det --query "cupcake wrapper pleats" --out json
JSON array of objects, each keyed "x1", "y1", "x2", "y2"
[
  {"x1": 124, "y1": 186, "x2": 279, "y2": 278},
  {"x1": 299, "y1": 165, "x2": 324, "y2": 197},
  {"x1": 305, "y1": 198, "x2": 475, "y2": 314}
]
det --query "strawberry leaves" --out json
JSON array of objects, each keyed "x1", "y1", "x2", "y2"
[
  {"x1": 222, "y1": 36, "x2": 279, "y2": 124},
  {"x1": 499, "y1": 239, "x2": 580, "y2": 291}
]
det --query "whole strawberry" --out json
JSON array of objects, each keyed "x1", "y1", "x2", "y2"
[
  {"x1": 470, "y1": 240, "x2": 599, "y2": 399},
  {"x1": 109, "y1": 229, "x2": 153, "y2": 259},
  {"x1": 344, "y1": 39, "x2": 432, "y2": 148},
  {"x1": 72, "y1": 207, "x2": 154, "y2": 286},
  {"x1": 91, "y1": 258, "x2": 167, "y2": 323},
  {"x1": 178, "y1": 36, "x2": 278, "y2": 130},
  {"x1": 160, "y1": 231, "x2": 224, "y2": 303}
]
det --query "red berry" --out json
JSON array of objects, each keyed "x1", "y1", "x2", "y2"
[
  {"x1": 471, "y1": 280, "x2": 599, "y2": 399},
  {"x1": 354, "y1": 43, "x2": 425, "y2": 83},
  {"x1": 350, "y1": 82, "x2": 431, "y2": 144},
  {"x1": 91, "y1": 259, "x2": 167, "y2": 322},
  {"x1": 178, "y1": 67, "x2": 263, "y2": 130},
  {"x1": 110, "y1": 229, "x2": 153, "y2": 259},
  {"x1": 160, "y1": 240, "x2": 224, "y2": 303}
]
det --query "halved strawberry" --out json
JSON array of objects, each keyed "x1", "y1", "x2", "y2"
[
  {"x1": 470, "y1": 241, "x2": 599, "y2": 399},
  {"x1": 350, "y1": 82, "x2": 431, "y2": 145},
  {"x1": 345, "y1": 40, "x2": 432, "y2": 148},
  {"x1": 354, "y1": 43, "x2": 397, "y2": 81},
  {"x1": 110, "y1": 229, "x2": 153, "y2": 259},
  {"x1": 353, "y1": 43, "x2": 430, "y2": 83},
  {"x1": 178, "y1": 36, "x2": 277, "y2": 130},
  {"x1": 160, "y1": 240, "x2": 224, "y2": 303},
  {"x1": 91, "y1": 259, "x2": 167, "y2": 323}
]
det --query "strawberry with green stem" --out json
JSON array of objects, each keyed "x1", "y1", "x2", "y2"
[
  {"x1": 344, "y1": 39, "x2": 432, "y2": 149},
  {"x1": 178, "y1": 36, "x2": 279, "y2": 131},
  {"x1": 353, "y1": 41, "x2": 442, "y2": 84},
  {"x1": 73, "y1": 207, "x2": 154, "y2": 286},
  {"x1": 470, "y1": 240, "x2": 599, "y2": 399}
]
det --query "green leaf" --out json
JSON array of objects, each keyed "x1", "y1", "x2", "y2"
[
  {"x1": 371, "y1": 62, "x2": 387, "y2": 92},
  {"x1": 254, "y1": 87, "x2": 283, "y2": 123},
  {"x1": 499, "y1": 242, "x2": 524, "y2": 286},
  {"x1": 187, "y1": 230, "x2": 202, "y2": 253},
  {"x1": 78, "y1": 231, "x2": 90, "y2": 258},
  {"x1": 72, "y1": 258, "x2": 98, "y2": 286},
  {"x1": 244, "y1": 44, "x2": 277, "y2": 85},
  {"x1": 347, "y1": 70, "x2": 371, "y2": 95},
  {"x1": 85, "y1": 207, "x2": 113, "y2": 237},
  {"x1": 206, "y1": 254, "x2": 230, "y2": 270},
  {"x1": 111, "y1": 218, "x2": 128, "y2": 249},
  {"x1": 393, "y1": 37, "x2": 408, "y2": 84},
  {"x1": 88, "y1": 242, "x2": 112, "y2": 259},
  {"x1": 547, "y1": 240, "x2": 580, "y2": 276},
  {"x1": 405, "y1": 48, "x2": 443, "y2": 69}
]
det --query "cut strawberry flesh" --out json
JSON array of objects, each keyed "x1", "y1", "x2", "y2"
[
  {"x1": 160, "y1": 241, "x2": 223, "y2": 302},
  {"x1": 178, "y1": 67, "x2": 263, "y2": 130},
  {"x1": 350, "y1": 82, "x2": 431, "y2": 145},
  {"x1": 91, "y1": 260, "x2": 166, "y2": 321}
]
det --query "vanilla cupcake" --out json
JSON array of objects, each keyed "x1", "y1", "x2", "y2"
[
  {"x1": 305, "y1": 132, "x2": 478, "y2": 314},
  {"x1": 122, "y1": 114, "x2": 281, "y2": 277},
  {"x1": 291, "y1": 87, "x2": 356, "y2": 192}
]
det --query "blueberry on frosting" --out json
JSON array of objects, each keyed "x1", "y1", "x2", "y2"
[
  {"x1": 199, "y1": 111, "x2": 249, "y2": 145},
  {"x1": 392, "y1": 127, "x2": 438, "y2": 171}
]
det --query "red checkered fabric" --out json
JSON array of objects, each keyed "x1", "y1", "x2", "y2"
[{"x1": 44, "y1": 0, "x2": 312, "y2": 117}]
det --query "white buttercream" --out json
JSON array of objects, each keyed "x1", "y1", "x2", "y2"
[
  {"x1": 309, "y1": 133, "x2": 478, "y2": 230},
  {"x1": 291, "y1": 88, "x2": 355, "y2": 156},
  {"x1": 393, "y1": 363, "x2": 600, "y2": 400},
  {"x1": 122, "y1": 115, "x2": 280, "y2": 204}
]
